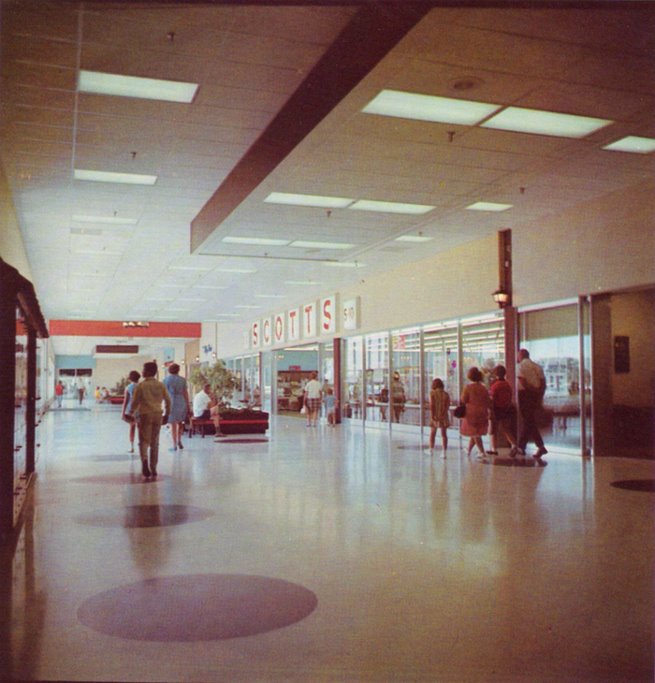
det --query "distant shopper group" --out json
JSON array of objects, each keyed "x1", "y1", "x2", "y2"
[{"x1": 428, "y1": 348, "x2": 548, "y2": 461}]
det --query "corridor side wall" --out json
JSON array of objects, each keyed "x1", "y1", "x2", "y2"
[{"x1": 512, "y1": 179, "x2": 655, "y2": 305}]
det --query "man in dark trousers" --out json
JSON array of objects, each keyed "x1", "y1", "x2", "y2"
[{"x1": 517, "y1": 348, "x2": 548, "y2": 459}]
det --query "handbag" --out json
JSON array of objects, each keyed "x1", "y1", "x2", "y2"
[{"x1": 453, "y1": 404, "x2": 466, "y2": 418}]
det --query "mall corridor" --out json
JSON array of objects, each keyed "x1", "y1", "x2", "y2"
[{"x1": 1, "y1": 401, "x2": 653, "y2": 682}]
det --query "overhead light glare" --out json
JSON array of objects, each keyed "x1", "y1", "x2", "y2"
[
  {"x1": 74, "y1": 169, "x2": 157, "y2": 185},
  {"x1": 481, "y1": 106, "x2": 612, "y2": 138},
  {"x1": 72, "y1": 214, "x2": 138, "y2": 225},
  {"x1": 466, "y1": 202, "x2": 513, "y2": 212},
  {"x1": 289, "y1": 240, "x2": 354, "y2": 250},
  {"x1": 322, "y1": 261, "x2": 365, "y2": 268},
  {"x1": 79, "y1": 70, "x2": 198, "y2": 103},
  {"x1": 169, "y1": 265, "x2": 213, "y2": 272},
  {"x1": 194, "y1": 285, "x2": 227, "y2": 290},
  {"x1": 349, "y1": 199, "x2": 434, "y2": 215},
  {"x1": 285, "y1": 280, "x2": 322, "y2": 286},
  {"x1": 264, "y1": 192, "x2": 353, "y2": 209},
  {"x1": 222, "y1": 236, "x2": 290, "y2": 247},
  {"x1": 255, "y1": 293, "x2": 286, "y2": 299},
  {"x1": 235, "y1": 305, "x2": 262, "y2": 310},
  {"x1": 395, "y1": 235, "x2": 433, "y2": 243},
  {"x1": 602, "y1": 136, "x2": 655, "y2": 154},
  {"x1": 362, "y1": 89, "x2": 501, "y2": 125},
  {"x1": 215, "y1": 267, "x2": 257, "y2": 274}
]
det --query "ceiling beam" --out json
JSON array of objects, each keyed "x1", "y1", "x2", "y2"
[{"x1": 190, "y1": 2, "x2": 431, "y2": 253}]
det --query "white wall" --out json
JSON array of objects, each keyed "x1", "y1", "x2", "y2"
[
  {"x1": 513, "y1": 179, "x2": 655, "y2": 305},
  {"x1": 0, "y1": 162, "x2": 33, "y2": 280},
  {"x1": 93, "y1": 356, "x2": 152, "y2": 393}
]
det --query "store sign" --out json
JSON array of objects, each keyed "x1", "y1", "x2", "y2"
[
  {"x1": 320, "y1": 295, "x2": 337, "y2": 335},
  {"x1": 303, "y1": 301, "x2": 317, "y2": 338},
  {"x1": 342, "y1": 297, "x2": 360, "y2": 331},
  {"x1": 274, "y1": 313, "x2": 285, "y2": 344},
  {"x1": 245, "y1": 293, "x2": 357, "y2": 350},
  {"x1": 287, "y1": 308, "x2": 301, "y2": 341},
  {"x1": 251, "y1": 321, "x2": 260, "y2": 348},
  {"x1": 262, "y1": 317, "x2": 272, "y2": 346}
]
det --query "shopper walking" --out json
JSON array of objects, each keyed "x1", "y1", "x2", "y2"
[
  {"x1": 121, "y1": 370, "x2": 141, "y2": 453},
  {"x1": 517, "y1": 349, "x2": 548, "y2": 459},
  {"x1": 488, "y1": 365, "x2": 519, "y2": 456},
  {"x1": 163, "y1": 363, "x2": 190, "y2": 451},
  {"x1": 460, "y1": 367, "x2": 490, "y2": 458},
  {"x1": 127, "y1": 361, "x2": 171, "y2": 478},
  {"x1": 303, "y1": 372, "x2": 322, "y2": 427},
  {"x1": 428, "y1": 378, "x2": 450, "y2": 456}
]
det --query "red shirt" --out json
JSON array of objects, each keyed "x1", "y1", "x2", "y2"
[{"x1": 490, "y1": 379, "x2": 512, "y2": 409}]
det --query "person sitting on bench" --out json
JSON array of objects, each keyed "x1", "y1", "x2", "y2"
[{"x1": 193, "y1": 383, "x2": 223, "y2": 439}]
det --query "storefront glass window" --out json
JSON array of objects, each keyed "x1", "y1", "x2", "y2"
[
  {"x1": 461, "y1": 314, "x2": 505, "y2": 388},
  {"x1": 519, "y1": 304, "x2": 580, "y2": 450},
  {"x1": 423, "y1": 321, "x2": 459, "y2": 428},
  {"x1": 364, "y1": 333, "x2": 389, "y2": 425},
  {"x1": 391, "y1": 328, "x2": 420, "y2": 426},
  {"x1": 343, "y1": 336, "x2": 363, "y2": 421}
]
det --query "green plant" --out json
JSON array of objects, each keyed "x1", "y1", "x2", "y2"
[
  {"x1": 112, "y1": 376, "x2": 129, "y2": 395},
  {"x1": 189, "y1": 360, "x2": 238, "y2": 407}
]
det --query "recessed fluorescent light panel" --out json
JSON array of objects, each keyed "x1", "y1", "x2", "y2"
[
  {"x1": 481, "y1": 107, "x2": 612, "y2": 138},
  {"x1": 349, "y1": 199, "x2": 434, "y2": 215},
  {"x1": 72, "y1": 214, "x2": 138, "y2": 225},
  {"x1": 235, "y1": 305, "x2": 262, "y2": 310},
  {"x1": 194, "y1": 285, "x2": 227, "y2": 290},
  {"x1": 74, "y1": 169, "x2": 157, "y2": 185},
  {"x1": 362, "y1": 89, "x2": 501, "y2": 125},
  {"x1": 264, "y1": 192, "x2": 353, "y2": 208},
  {"x1": 213, "y1": 313, "x2": 240, "y2": 318},
  {"x1": 79, "y1": 70, "x2": 198, "y2": 103},
  {"x1": 215, "y1": 267, "x2": 257, "y2": 274},
  {"x1": 289, "y1": 240, "x2": 354, "y2": 250},
  {"x1": 322, "y1": 261, "x2": 365, "y2": 268},
  {"x1": 466, "y1": 202, "x2": 513, "y2": 212},
  {"x1": 222, "y1": 236, "x2": 290, "y2": 247},
  {"x1": 602, "y1": 136, "x2": 655, "y2": 154},
  {"x1": 255, "y1": 293, "x2": 286, "y2": 299},
  {"x1": 395, "y1": 235, "x2": 433, "y2": 243},
  {"x1": 169, "y1": 265, "x2": 213, "y2": 271},
  {"x1": 285, "y1": 280, "x2": 322, "y2": 286}
]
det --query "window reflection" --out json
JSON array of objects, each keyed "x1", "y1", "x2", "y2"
[{"x1": 392, "y1": 328, "x2": 420, "y2": 426}]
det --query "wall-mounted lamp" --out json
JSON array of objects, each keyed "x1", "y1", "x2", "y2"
[{"x1": 492, "y1": 289, "x2": 510, "y2": 308}]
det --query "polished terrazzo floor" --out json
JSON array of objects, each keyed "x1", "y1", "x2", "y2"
[{"x1": 2, "y1": 400, "x2": 654, "y2": 682}]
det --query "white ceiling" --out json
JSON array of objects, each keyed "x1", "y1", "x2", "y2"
[{"x1": 1, "y1": 1, "x2": 654, "y2": 356}]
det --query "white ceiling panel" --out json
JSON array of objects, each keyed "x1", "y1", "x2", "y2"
[{"x1": 2, "y1": 2, "x2": 653, "y2": 356}]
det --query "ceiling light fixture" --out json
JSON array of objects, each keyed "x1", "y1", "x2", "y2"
[
  {"x1": 321, "y1": 261, "x2": 365, "y2": 268},
  {"x1": 362, "y1": 89, "x2": 501, "y2": 125},
  {"x1": 215, "y1": 267, "x2": 257, "y2": 274},
  {"x1": 289, "y1": 240, "x2": 354, "y2": 250},
  {"x1": 602, "y1": 136, "x2": 655, "y2": 154},
  {"x1": 78, "y1": 70, "x2": 199, "y2": 103},
  {"x1": 72, "y1": 214, "x2": 138, "y2": 225},
  {"x1": 264, "y1": 192, "x2": 354, "y2": 208},
  {"x1": 481, "y1": 106, "x2": 612, "y2": 138},
  {"x1": 395, "y1": 235, "x2": 433, "y2": 243},
  {"x1": 285, "y1": 280, "x2": 322, "y2": 286},
  {"x1": 222, "y1": 236, "x2": 290, "y2": 247},
  {"x1": 74, "y1": 169, "x2": 157, "y2": 185},
  {"x1": 349, "y1": 199, "x2": 435, "y2": 215},
  {"x1": 466, "y1": 201, "x2": 513, "y2": 212}
]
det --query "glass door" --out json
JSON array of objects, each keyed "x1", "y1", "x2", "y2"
[
  {"x1": 343, "y1": 336, "x2": 363, "y2": 422},
  {"x1": 364, "y1": 332, "x2": 389, "y2": 426},
  {"x1": 518, "y1": 303, "x2": 581, "y2": 452},
  {"x1": 423, "y1": 321, "x2": 459, "y2": 429},
  {"x1": 391, "y1": 327, "x2": 420, "y2": 428}
]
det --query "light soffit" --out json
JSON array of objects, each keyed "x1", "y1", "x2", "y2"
[{"x1": 1, "y1": 3, "x2": 654, "y2": 355}]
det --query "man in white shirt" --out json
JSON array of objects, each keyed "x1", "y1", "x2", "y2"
[
  {"x1": 193, "y1": 383, "x2": 223, "y2": 439},
  {"x1": 303, "y1": 372, "x2": 323, "y2": 427},
  {"x1": 517, "y1": 348, "x2": 547, "y2": 459}
]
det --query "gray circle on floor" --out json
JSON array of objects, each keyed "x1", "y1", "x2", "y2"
[{"x1": 77, "y1": 574, "x2": 318, "y2": 641}]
